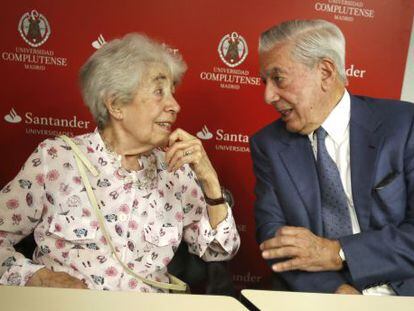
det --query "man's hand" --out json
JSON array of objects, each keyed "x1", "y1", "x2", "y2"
[
  {"x1": 260, "y1": 226, "x2": 343, "y2": 272},
  {"x1": 26, "y1": 268, "x2": 88, "y2": 289},
  {"x1": 335, "y1": 284, "x2": 361, "y2": 294}
]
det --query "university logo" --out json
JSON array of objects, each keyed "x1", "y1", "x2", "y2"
[
  {"x1": 196, "y1": 125, "x2": 213, "y2": 140},
  {"x1": 4, "y1": 108, "x2": 22, "y2": 123},
  {"x1": 218, "y1": 32, "x2": 248, "y2": 68},
  {"x1": 18, "y1": 10, "x2": 51, "y2": 47}
]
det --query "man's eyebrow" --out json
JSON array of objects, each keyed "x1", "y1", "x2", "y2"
[
  {"x1": 260, "y1": 67, "x2": 284, "y2": 79},
  {"x1": 268, "y1": 67, "x2": 285, "y2": 75}
]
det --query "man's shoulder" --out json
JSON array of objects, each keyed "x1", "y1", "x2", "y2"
[
  {"x1": 352, "y1": 94, "x2": 414, "y2": 116},
  {"x1": 250, "y1": 119, "x2": 286, "y2": 145}
]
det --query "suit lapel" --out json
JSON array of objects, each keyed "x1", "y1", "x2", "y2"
[
  {"x1": 278, "y1": 131, "x2": 323, "y2": 234},
  {"x1": 350, "y1": 96, "x2": 384, "y2": 231}
]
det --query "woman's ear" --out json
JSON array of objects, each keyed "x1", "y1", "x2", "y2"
[{"x1": 104, "y1": 97, "x2": 123, "y2": 121}]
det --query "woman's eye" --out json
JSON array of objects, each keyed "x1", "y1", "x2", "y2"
[{"x1": 154, "y1": 89, "x2": 164, "y2": 96}]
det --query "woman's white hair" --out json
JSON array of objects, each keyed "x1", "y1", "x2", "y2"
[
  {"x1": 259, "y1": 19, "x2": 347, "y2": 83},
  {"x1": 80, "y1": 33, "x2": 187, "y2": 129}
]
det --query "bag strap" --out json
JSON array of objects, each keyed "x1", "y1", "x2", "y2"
[{"x1": 60, "y1": 135, "x2": 187, "y2": 292}]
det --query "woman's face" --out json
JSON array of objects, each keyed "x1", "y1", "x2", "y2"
[{"x1": 119, "y1": 63, "x2": 180, "y2": 151}]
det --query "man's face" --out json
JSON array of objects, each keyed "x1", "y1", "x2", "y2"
[
  {"x1": 120, "y1": 63, "x2": 180, "y2": 151},
  {"x1": 259, "y1": 43, "x2": 328, "y2": 135}
]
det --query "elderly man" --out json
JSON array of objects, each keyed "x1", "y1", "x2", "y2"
[{"x1": 250, "y1": 19, "x2": 414, "y2": 295}]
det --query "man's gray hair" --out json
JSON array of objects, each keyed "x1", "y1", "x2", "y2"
[
  {"x1": 259, "y1": 19, "x2": 346, "y2": 83},
  {"x1": 80, "y1": 33, "x2": 187, "y2": 129}
]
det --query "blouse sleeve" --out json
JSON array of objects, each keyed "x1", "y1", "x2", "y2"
[
  {"x1": 0, "y1": 142, "x2": 49, "y2": 285},
  {"x1": 179, "y1": 165, "x2": 240, "y2": 262}
]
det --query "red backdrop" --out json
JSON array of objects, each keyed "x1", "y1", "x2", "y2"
[{"x1": 1, "y1": 0, "x2": 414, "y2": 291}]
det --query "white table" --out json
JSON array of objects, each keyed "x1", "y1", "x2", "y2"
[
  {"x1": 0, "y1": 285, "x2": 248, "y2": 311},
  {"x1": 241, "y1": 289, "x2": 414, "y2": 311}
]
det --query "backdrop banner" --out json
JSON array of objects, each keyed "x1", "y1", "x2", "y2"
[{"x1": 1, "y1": 0, "x2": 414, "y2": 292}]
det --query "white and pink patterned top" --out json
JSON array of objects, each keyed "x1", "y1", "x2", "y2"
[{"x1": 0, "y1": 130, "x2": 240, "y2": 292}]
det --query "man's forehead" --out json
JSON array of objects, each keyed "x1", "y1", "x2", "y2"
[
  {"x1": 259, "y1": 60, "x2": 291, "y2": 79},
  {"x1": 259, "y1": 46, "x2": 297, "y2": 77}
]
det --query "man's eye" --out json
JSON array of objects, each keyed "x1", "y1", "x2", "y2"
[
  {"x1": 154, "y1": 89, "x2": 164, "y2": 96},
  {"x1": 272, "y1": 76, "x2": 284, "y2": 83}
]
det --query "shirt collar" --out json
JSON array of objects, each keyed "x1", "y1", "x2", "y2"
[
  {"x1": 322, "y1": 89, "x2": 350, "y2": 145},
  {"x1": 307, "y1": 90, "x2": 350, "y2": 143}
]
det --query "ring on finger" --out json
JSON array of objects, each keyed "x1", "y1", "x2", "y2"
[{"x1": 184, "y1": 150, "x2": 192, "y2": 156}]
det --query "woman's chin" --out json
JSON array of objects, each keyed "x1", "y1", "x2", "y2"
[{"x1": 152, "y1": 136, "x2": 169, "y2": 150}]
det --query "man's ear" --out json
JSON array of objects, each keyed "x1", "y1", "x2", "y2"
[
  {"x1": 104, "y1": 96, "x2": 123, "y2": 121},
  {"x1": 318, "y1": 58, "x2": 337, "y2": 91}
]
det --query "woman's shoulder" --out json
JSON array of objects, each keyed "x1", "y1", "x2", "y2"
[{"x1": 34, "y1": 131, "x2": 97, "y2": 158}]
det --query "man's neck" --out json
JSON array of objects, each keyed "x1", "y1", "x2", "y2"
[
  {"x1": 318, "y1": 84, "x2": 346, "y2": 128},
  {"x1": 326, "y1": 84, "x2": 346, "y2": 114}
]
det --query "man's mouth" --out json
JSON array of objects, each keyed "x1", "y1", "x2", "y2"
[{"x1": 279, "y1": 108, "x2": 293, "y2": 118}]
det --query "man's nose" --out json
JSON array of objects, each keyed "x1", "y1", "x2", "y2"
[{"x1": 264, "y1": 82, "x2": 280, "y2": 105}]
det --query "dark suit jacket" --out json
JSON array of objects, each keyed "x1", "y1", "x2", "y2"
[{"x1": 250, "y1": 94, "x2": 414, "y2": 295}]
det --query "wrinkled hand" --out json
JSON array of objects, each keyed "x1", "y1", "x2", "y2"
[
  {"x1": 260, "y1": 226, "x2": 343, "y2": 272},
  {"x1": 165, "y1": 128, "x2": 218, "y2": 184},
  {"x1": 26, "y1": 268, "x2": 88, "y2": 289},
  {"x1": 335, "y1": 284, "x2": 361, "y2": 295},
  {"x1": 165, "y1": 128, "x2": 227, "y2": 228}
]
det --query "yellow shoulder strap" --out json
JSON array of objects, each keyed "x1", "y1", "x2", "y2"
[{"x1": 59, "y1": 135, "x2": 187, "y2": 293}]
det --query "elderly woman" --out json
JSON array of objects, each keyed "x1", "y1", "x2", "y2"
[{"x1": 0, "y1": 34, "x2": 240, "y2": 292}]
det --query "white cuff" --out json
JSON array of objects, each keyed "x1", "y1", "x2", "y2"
[{"x1": 339, "y1": 248, "x2": 346, "y2": 262}]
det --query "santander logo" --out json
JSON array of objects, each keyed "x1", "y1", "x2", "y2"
[
  {"x1": 196, "y1": 125, "x2": 248, "y2": 143},
  {"x1": 4, "y1": 108, "x2": 22, "y2": 123},
  {"x1": 196, "y1": 125, "x2": 214, "y2": 140},
  {"x1": 92, "y1": 34, "x2": 106, "y2": 49},
  {"x1": 4, "y1": 107, "x2": 90, "y2": 129}
]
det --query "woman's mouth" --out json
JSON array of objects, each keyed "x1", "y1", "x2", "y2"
[{"x1": 156, "y1": 122, "x2": 172, "y2": 131}]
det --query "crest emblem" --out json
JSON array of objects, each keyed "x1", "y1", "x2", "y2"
[
  {"x1": 18, "y1": 10, "x2": 51, "y2": 47},
  {"x1": 218, "y1": 32, "x2": 248, "y2": 68}
]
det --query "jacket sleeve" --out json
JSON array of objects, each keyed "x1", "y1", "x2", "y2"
[
  {"x1": 339, "y1": 116, "x2": 414, "y2": 291},
  {"x1": 250, "y1": 136, "x2": 347, "y2": 293}
]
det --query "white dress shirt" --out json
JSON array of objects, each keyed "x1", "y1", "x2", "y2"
[{"x1": 308, "y1": 90, "x2": 394, "y2": 296}]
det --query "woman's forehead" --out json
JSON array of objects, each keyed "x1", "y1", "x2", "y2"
[{"x1": 141, "y1": 63, "x2": 173, "y2": 85}]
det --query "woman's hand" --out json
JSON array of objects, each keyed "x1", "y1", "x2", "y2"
[
  {"x1": 165, "y1": 128, "x2": 219, "y2": 187},
  {"x1": 165, "y1": 128, "x2": 227, "y2": 228},
  {"x1": 26, "y1": 268, "x2": 88, "y2": 289}
]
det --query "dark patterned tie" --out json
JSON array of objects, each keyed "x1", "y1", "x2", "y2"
[{"x1": 316, "y1": 127, "x2": 352, "y2": 239}]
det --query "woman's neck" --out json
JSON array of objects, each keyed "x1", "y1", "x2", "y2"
[{"x1": 100, "y1": 124, "x2": 150, "y2": 171}]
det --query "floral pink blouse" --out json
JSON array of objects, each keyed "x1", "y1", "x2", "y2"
[{"x1": 0, "y1": 130, "x2": 240, "y2": 292}]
